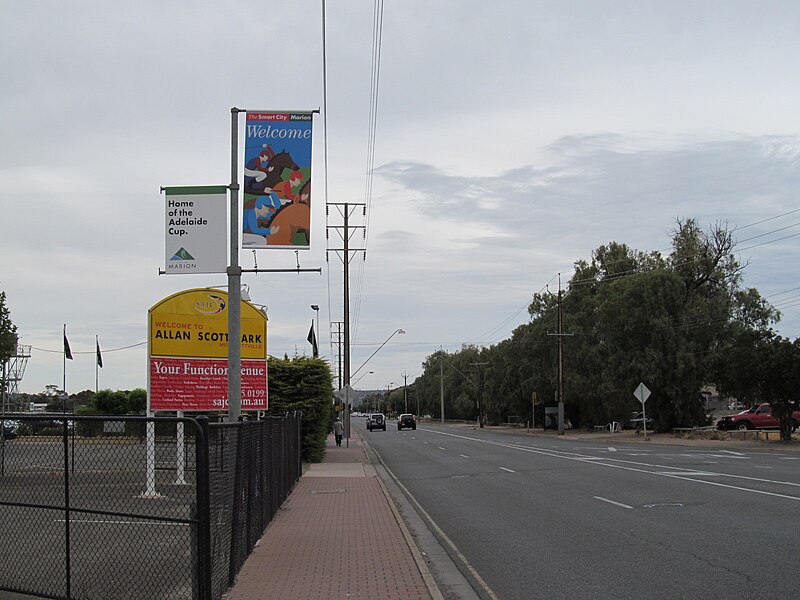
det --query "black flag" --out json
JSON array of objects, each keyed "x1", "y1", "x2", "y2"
[
  {"x1": 307, "y1": 321, "x2": 318, "y2": 358},
  {"x1": 96, "y1": 338, "x2": 103, "y2": 368},
  {"x1": 64, "y1": 333, "x2": 73, "y2": 360}
]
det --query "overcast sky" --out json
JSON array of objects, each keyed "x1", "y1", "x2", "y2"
[{"x1": 2, "y1": 0, "x2": 799, "y2": 398}]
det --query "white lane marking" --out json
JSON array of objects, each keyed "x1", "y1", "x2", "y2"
[
  {"x1": 594, "y1": 496, "x2": 633, "y2": 509},
  {"x1": 499, "y1": 467, "x2": 516, "y2": 473},
  {"x1": 706, "y1": 454, "x2": 748, "y2": 459},
  {"x1": 607, "y1": 447, "x2": 617, "y2": 452},
  {"x1": 655, "y1": 471, "x2": 718, "y2": 477},
  {"x1": 755, "y1": 466, "x2": 774, "y2": 469},
  {"x1": 778, "y1": 457, "x2": 799, "y2": 460},
  {"x1": 424, "y1": 429, "x2": 800, "y2": 501},
  {"x1": 438, "y1": 447, "x2": 446, "y2": 451},
  {"x1": 459, "y1": 454, "x2": 470, "y2": 458}
]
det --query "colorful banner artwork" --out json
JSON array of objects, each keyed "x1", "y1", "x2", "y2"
[
  {"x1": 148, "y1": 288, "x2": 268, "y2": 411},
  {"x1": 242, "y1": 112, "x2": 313, "y2": 249}
]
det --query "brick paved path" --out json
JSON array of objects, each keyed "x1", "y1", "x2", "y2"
[{"x1": 224, "y1": 432, "x2": 432, "y2": 600}]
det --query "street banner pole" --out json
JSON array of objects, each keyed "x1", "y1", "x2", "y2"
[{"x1": 228, "y1": 107, "x2": 243, "y2": 423}]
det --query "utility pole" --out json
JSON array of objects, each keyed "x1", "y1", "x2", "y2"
[
  {"x1": 327, "y1": 202, "x2": 365, "y2": 442},
  {"x1": 547, "y1": 274, "x2": 573, "y2": 435},
  {"x1": 470, "y1": 361, "x2": 489, "y2": 428},
  {"x1": 440, "y1": 349, "x2": 445, "y2": 423},
  {"x1": 330, "y1": 320, "x2": 343, "y2": 389},
  {"x1": 402, "y1": 371, "x2": 409, "y2": 413}
]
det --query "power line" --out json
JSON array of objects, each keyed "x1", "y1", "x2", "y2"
[{"x1": 30, "y1": 341, "x2": 147, "y2": 355}]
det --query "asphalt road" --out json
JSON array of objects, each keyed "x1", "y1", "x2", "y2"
[{"x1": 358, "y1": 419, "x2": 800, "y2": 600}]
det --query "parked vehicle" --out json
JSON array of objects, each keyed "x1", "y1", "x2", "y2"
[
  {"x1": 397, "y1": 414, "x2": 416, "y2": 430},
  {"x1": 1, "y1": 420, "x2": 18, "y2": 440},
  {"x1": 367, "y1": 413, "x2": 386, "y2": 431},
  {"x1": 717, "y1": 403, "x2": 800, "y2": 432}
]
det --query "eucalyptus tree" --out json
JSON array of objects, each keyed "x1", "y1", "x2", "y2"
[
  {"x1": 0, "y1": 290, "x2": 18, "y2": 365},
  {"x1": 754, "y1": 335, "x2": 800, "y2": 441}
]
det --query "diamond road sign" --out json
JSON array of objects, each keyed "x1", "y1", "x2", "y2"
[{"x1": 634, "y1": 382, "x2": 651, "y2": 405}]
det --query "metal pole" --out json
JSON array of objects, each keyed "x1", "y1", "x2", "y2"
[
  {"x1": 343, "y1": 203, "x2": 351, "y2": 390},
  {"x1": 95, "y1": 335, "x2": 99, "y2": 394},
  {"x1": 228, "y1": 107, "x2": 243, "y2": 423},
  {"x1": 62, "y1": 324, "x2": 67, "y2": 415},
  {"x1": 557, "y1": 277, "x2": 564, "y2": 435},
  {"x1": 403, "y1": 371, "x2": 408, "y2": 413},
  {"x1": 440, "y1": 350, "x2": 444, "y2": 423}
]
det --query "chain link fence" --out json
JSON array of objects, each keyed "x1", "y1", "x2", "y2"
[{"x1": 0, "y1": 413, "x2": 302, "y2": 600}]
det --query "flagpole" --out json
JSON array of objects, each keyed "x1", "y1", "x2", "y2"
[
  {"x1": 62, "y1": 324, "x2": 67, "y2": 414},
  {"x1": 95, "y1": 335, "x2": 99, "y2": 394}
]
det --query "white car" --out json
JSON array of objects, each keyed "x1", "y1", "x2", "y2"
[{"x1": 367, "y1": 414, "x2": 386, "y2": 431}]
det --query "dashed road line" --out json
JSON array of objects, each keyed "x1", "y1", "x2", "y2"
[{"x1": 594, "y1": 496, "x2": 633, "y2": 509}]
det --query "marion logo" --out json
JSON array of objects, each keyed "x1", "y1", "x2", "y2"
[
  {"x1": 195, "y1": 294, "x2": 226, "y2": 315},
  {"x1": 170, "y1": 248, "x2": 195, "y2": 261}
]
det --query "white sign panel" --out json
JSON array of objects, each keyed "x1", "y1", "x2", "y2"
[
  {"x1": 634, "y1": 382, "x2": 651, "y2": 405},
  {"x1": 164, "y1": 186, "x2": 227, "y2": 274}
]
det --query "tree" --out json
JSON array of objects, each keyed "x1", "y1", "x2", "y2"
[
  {"x1": 267, "y1": 355, "x2": 334, "y2": 462},
  {"x1": 711, "y1": 288, "x2": 780, "y2": 407},
  {"x1": 757, "y1": 336, "x2": 800, "y2": 442},
  {"x1": 413, "y1": 218, "x2": 782, "y2": 436},
  {"x1": 0, "y1": 290, "x2": 17, "y2": 364},
  {"x1": 1, "y1": 290, "x2": 18, "y2": 402}
]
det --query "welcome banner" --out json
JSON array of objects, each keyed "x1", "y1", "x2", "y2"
[{"x1": 242, "y1": 112, "x2": 313, "y2": 249}]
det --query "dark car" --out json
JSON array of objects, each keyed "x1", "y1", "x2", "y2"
[
  {"x1": 398, "y1": 414, "x2": 416, "y2": 430},
  {"x1": 367, "y1": 413, "x2": 386, "y2": 431},
  {"x1": 1, "y1": 421, "x2": 18, "y2": 440}
]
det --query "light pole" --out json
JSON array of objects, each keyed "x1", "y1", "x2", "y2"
[
  {"x1": 402, "y1": 371, "x2": 411, "y2": 413},
  {"x1": 386, "y1": 382, "x2": 394, "y2": 415},
  {"x1": 351, "y1": 328, "x2": 405, "y2": 379},
  {"x1": 352, "y1": 370, "x2": 373, "y2": 386}
]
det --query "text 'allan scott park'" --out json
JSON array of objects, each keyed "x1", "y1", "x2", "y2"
[{"x1": 153, "y1": 329, "x2": 263, "y2": 344}]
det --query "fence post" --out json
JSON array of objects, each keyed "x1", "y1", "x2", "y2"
[
  {"x1": 195, "y1": 416, "x2": 212, "y2": 600},
  {"x1": 63, "y1": 418, "x2": 72, "y2": 600}
]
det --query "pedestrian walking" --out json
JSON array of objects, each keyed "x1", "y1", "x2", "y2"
[{"x1": 333, "y1": 417, "x2": 344, "y2": 447}]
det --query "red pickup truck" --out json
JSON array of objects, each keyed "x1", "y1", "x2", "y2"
[{"x1": 717, "y1": 403, "x2": 800, "y2": 432}]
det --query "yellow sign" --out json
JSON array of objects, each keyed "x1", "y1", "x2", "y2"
[{"x1": 149, "y1": 289, "x2": 267, "y2": 359}]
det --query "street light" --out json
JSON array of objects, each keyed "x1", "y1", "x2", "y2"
[
  {"x1": 310, "y1": 304, "x2": 320, "y2": 343},
  {"x1": 351, "y1": 328, "x2": 405, "y2": 379},
  {"x1": 401, "y1": 371, "x2": 412, "y2": 413},
  {"x1": 352, "y1": 370, "x2": 373, "y2": 386}
]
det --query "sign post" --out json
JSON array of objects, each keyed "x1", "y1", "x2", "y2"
[{"x1": 633, "y1": 382, "x2": 651, "y2": 441}]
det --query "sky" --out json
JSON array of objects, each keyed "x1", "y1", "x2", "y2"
[{"x1": 2, "y1": 0, "x2": 799, "y2": 399}]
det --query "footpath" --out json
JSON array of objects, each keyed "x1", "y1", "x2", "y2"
[{"x1": 223, "y1": 430, "x2": 437, "y2": 600}]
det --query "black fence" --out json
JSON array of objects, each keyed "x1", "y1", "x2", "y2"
[{"x1": 0, "y1": 413, "x2": 302, "y2": 600}]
